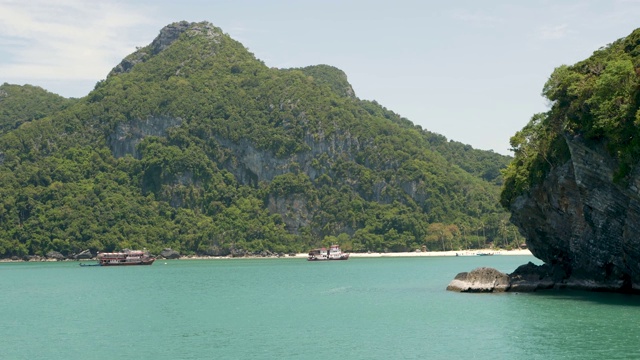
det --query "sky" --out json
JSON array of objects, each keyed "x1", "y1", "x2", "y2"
[{"x1": 2, "y1": 1, "x2": 640, "y2": 155}]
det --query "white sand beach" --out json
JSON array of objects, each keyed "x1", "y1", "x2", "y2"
[
  {"x1": 283, "y1": 248, "x2": 532, "y2": 259},
  {"x1": 319, "y1": 249, "x2": 531, "y2": 258},
  {"x1": 176, "y1": 249, "x2": 533, "y2": 260}
]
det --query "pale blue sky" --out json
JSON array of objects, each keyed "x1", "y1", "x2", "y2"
[{"x1": 1, "y1": 0, "x2": 640, "y2": 155}]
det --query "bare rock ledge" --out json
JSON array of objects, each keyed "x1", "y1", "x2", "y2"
[{"x1": 447, "y1": 262, "x2": 639, "y2": 293}]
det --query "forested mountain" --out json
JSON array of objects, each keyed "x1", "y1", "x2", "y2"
[{"x1": 0, "y1": 21, "x2": 514, "y2": 258}]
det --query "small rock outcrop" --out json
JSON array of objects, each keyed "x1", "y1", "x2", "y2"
[
  {"x1": 160, "y1": 248, "x2": 181, "y2": 259},
  {"x1": 46, "y1": 251, "x2": 65, "y2": 261},
  {"x1": 446, "y1": 267, "x2": 511, "y2": 293}
]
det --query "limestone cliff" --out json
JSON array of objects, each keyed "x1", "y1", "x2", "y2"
[
  {"x1": 494, "y1": 28, "x2": 640, "y2": 293},
  {"x1": 507, "y1": 135, "x2": 640, "y2": 292},
  {"x1": 109, "y1": 115, "x2": 183, "y2": 159},
  {"x1": 107, "y1": 116, "x2": 408, "y2": 235}
]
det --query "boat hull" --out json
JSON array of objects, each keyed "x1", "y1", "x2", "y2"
[
  {"x1": 100, "y1": 259, "x2": 155, "y2": 266},
  {"x1": 307, "y1": 257, "x2": 349, "y2": 261},
  {"x1": 80, "y1": 259, "x2": 155, "y2": 266}
]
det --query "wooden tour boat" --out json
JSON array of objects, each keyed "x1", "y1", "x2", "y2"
[
  {"x1": 307, "y1": 245, "x2": 350, "y2": 261},
  {"x1": 80, "y1": 249, "x2": 155, "y2": 266}
]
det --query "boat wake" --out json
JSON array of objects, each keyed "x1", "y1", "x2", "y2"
[{"x1": 322, "y1": 286, "x2": 352, "y2": 295}]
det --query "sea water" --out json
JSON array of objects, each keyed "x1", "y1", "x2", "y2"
[{"x1": 2, "y1": 256, "x2": 639, "y2": 360}]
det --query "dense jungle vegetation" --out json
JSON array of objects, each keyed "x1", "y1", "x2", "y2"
[
  {"x1": 501, "y1": 28, "x2": 640, "y2": 208},
  {"x1": 0, "y1": 21, "x2": 517, "y2": 258}
]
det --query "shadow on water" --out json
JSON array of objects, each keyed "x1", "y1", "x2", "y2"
[{"x1": 524, "y1": 288, "x2": 640, "y2": 306}]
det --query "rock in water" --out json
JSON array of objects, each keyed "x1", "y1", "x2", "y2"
[
  {"x1": 507, "y1": 262, "x2": 557, "y2": 292},
  {"x1": 446, "y1": 267, "x2": 511, "y2": 293}
]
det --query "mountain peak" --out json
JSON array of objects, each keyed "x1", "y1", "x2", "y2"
[
  {"x1": 151, "y1": 21, "x2": 222, "y2": 55},
  {"x1": 109, "y1": 21, "x2": 224, "y2": 76}
]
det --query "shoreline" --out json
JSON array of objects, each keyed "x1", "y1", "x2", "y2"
[
  {"x1": 178, "y1": 248, "x2": 533, "y2": 260},
  {"x1": 346, "y1": 249, "x2": 531, "y2": 258},
  {"x1": 0, "y1": 249, "x2": 533, "y2": 262}
]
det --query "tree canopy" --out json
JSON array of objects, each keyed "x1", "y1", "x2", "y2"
[{"x1": 502, "y1": 28, "x2": 640, "y2": 208}]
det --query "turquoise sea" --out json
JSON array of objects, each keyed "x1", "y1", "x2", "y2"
[{"x1": 2, "y1": 255, "x2": 639, "y2": 360}]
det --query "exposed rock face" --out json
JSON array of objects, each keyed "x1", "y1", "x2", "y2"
[
  {"x1": 109, "y1": 115, "x2": 182, "y2": 159},
  {"x1": 507, "y1": 262, "x2": 558, "y2": 292},
  {"x1": 104, "y1": 108, "x2": 436, "y2": 237},
  {"x1": 508, "y1": 135, "x2": 640, "y2": 293},
  {"x1": 446, "y1": 267, "x2": 511, "y2": 292},
  {"x1": 150, "y1": 21, "x2": 192, "y2": 55},
  {"x1": 105, "y1": 113, "x2": 422, "y2": 236},
  {"x1": 450, "y1": 136, "x2": 640, "y2": 293},
  {"x1": 160, "y1": 248, "x2": 181, "y2": 259},
  {"x1": 216, "y1": 130, "x2": 365, "y2": 186}
]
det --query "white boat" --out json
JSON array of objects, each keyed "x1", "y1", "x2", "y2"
[{"x1": 307, "y1": 245, "x2": 350, "y2": 261}]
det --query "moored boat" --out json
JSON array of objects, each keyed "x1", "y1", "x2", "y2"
[
  {"x1": 80, "y1": 249, "x2": 155, "y2": 266},
  {"x1": 308, "y1": 245, "x2": 350, "y2": 261}
]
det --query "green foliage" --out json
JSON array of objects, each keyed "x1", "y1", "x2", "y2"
[
  {"x1": 502, "y1": 29, "x2": 640, "y2": 206},
  {"x1": 0, "y1": 21, "x2": 516, "y2": 257},
  {"x1": 0, "y1": 83, "x2": 76, "y2": 134},
  {"x1": 292, "y1": 65, "x2": 355, "y2": 98}
]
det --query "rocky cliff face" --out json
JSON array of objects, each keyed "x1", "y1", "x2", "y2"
[
  {"x1": 507, "y1": 135, "x2": 640, "y2": 292},
  {"x1": 107, "y1": 114, "x2": 417, "y2": 235},
  {"x1": 215, "y1": 131, "x2": 359, "y2": 186},
  {"x1": 109, "y1": 115, "x2": 182, "y2": 159}
]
